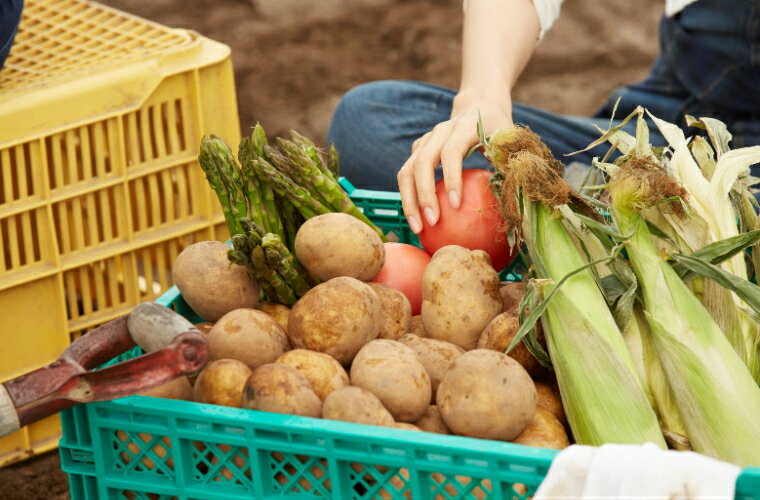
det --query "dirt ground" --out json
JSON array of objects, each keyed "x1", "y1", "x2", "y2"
[{"x1": 0, "y1": 0, "x2": 661, "y2": 497}]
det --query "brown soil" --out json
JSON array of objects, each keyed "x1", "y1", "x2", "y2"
[{"x1": 0, "y1": 0, "x2": 661, "y2": 498}]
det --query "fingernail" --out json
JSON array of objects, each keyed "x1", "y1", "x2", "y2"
[
  {"x1": 448, "y1": 190, "x2": 460, "y2": 209},
  {"x1": 424, "y1": 207, "x2": 438, "y2": 226},
  {"x1": 408, "y1": 215, "x2": 422, "y2": 234}
]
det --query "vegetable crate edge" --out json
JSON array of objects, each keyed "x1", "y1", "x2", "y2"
[
  {"x1": 0, "y1": 0, "x2": 238, "y2": 467},
  {"x1": 59, "y1": 185, "x2": 760, "y2": 499}
]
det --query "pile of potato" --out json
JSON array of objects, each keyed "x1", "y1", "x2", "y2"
[{"x1": 155, "y1": 213, "x2": 569, "y2": 451}]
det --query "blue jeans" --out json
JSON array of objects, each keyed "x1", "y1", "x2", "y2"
[
  {"x1": 328, "y1": 0, "x2": 760, "y2": 191},
  {"x1": 0, "y1": 0, "x2": 23, "y2": 70}
]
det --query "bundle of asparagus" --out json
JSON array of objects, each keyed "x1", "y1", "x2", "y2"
[{"x1": 198, "y1": 124, "x2": 385, "y2": 305}]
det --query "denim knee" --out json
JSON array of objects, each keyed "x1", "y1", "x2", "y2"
[{"x1": 327, "y1": 80, "x2": 455, "y2": 190}]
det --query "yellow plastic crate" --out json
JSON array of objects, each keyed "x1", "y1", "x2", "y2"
[{"x1": 0, "y1": 0, "x2": 239, "y2": 467}]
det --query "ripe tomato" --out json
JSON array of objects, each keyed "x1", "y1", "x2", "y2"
[
  {"x1": 418, "y1": 169, "x2": 516, "y2": 270},
  {"x1": 371, "y1": 242, "x2": 431, "y2": 315}
]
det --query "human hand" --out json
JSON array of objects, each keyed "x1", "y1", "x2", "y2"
[{"x1": 396, "y1": 95, "x2": 513, "y2": 234}]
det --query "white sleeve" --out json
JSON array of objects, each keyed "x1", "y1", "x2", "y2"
[
  {"x1": 531, "y1": 0, "x2": 565, "y2": 40},
  {"x1": 462, "y1": 0, "x2": 566, "y2": 41}
]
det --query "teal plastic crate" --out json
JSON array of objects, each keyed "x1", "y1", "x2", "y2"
[{"x1": 58, "y1": 181, "x2": 760, "y2": 499}]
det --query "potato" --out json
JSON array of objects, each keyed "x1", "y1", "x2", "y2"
[
  {"x1": 413, "y1": 406, "x2": 450, "y2": 434},
  {"x1": 500, "y1": 281, "x2": 526, "y2": 315},
  {"x1": 193, "y1": 359, "x2": 252, "y2": 407},
  {"x1": 437, "y1": 349, "x2": 536, "y2": 441},
  {"x1": 477, "y1": 313, "x2": 545, "y2": 377},
  {"x1": 322, "y1": 386, "x2": 395, "y2": 427},
  {"x1": 512, "y1": 407, "x2": 569, "y2": 449},
  {"x1": 368, "y1": 283, "x2": 412, "y2": 340},
  {"x1": 138, "y1": 376, "x2": 192, "y2": 401},
  {"x1": 172, "y1": 241, "x2": 259, "y2": 321},
  {"x1": 409, "y1": 315, "x2": 426, "y2": 337},
  {"x1": 194, "y1": 322, "x2": 214, "y2": 334},
  {"x1": 288, "y1": 277, "x2": 382, "y2": 365},
  {"x1": 207, "y1": 308, "x2": 291, "y2": 369},
  {"x1": 350, "y1": 339, "x2": 431, "y2": 422},
  {"x1": 391, "y1": 422, "x2": 422, "y2": 432},
  {"x1": 259, "y1": 302, "x2": 290, "y2": 331},
  {"x1": 535, "y1": 379, "x2": 567, "y2": 427},
  {"x1": 421, "y1": 246, "x2": 502, "y2": 350},
  {"x1": 294, "y1": 213, "x2": 385, "y2": 281},
  {"x1": 398, "y1": 334, "x2": 464, "y2": 398},
  {"x1": 241, "y1": 363, "x2": 322, "y2": 418},
  {"x1": 275, "y1": 349, "x2": 350, "y2": 400}
]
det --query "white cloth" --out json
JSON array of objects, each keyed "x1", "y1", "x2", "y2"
[
  {"x1": 532, "y1": 0, "x2": 699, "y2": 40},
  {"x1": 534, "y1": 443, "x2": 741, "y2": 500}
]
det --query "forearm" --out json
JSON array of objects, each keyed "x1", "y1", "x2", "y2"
[{"x1": 455, "y1": 0, "x2": 541, "y2": 115}]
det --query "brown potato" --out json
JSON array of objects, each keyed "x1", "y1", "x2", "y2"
[
  {"x1": 172, "y1": 241, "x2": 259, "y2": 321},
  {"x1": 207, "y1": 308, "x2": 291, "y2": 369},
  {"x1": 138, "y1": 376, "x2": 192, "y2": 401},
  {"x1": 295, "y1": 213, "x2": 385, "y2": 281},
  {"x1": 421, "y1": 246, "x2": 502, "y2": 350},
  {"x1": 275, "y1": 349, "x2": 349, "y2": 401},
  {"x1": 535, "y1": 379, "x2": 567, "y2": 427},
  {"x1": 398, "y1": 334, "x2": 464, "y2": 398},
  {"x1": 288, "y1": 277, "x2": 382, "y2": 365},
  {"x1": 500, "y1": 281, "x2": 526, "y2": 315},
  {"x1": 241, "y1": 364, "x2": 322, "y2": 417},
  {"x1": 437, "y1": 349, "x2": 536, "y2": 441},
  {"x1": 512, "y1": 407, "x2": 569, "y2": 449},
  {"x1": 350, "y1": 339, "x2": 432, "y2": 422},
  {"x1": 413, "y1": 406, "x2": 450, "y2": 434},
  {"x1": 258, "y1": 302, "x2": 290, "y2": 331},
  {"x1": 193, "y1": 359, "x2": 252, "y2": 407},
  {"x1": 368, "y1": 283, "x2": 412, "y2": 340},
  {"x1": 477, "y1": 313, "x2": 545, "y2": 377},
  {"x1": 194, "y1": 322, "x2": 215, "y2": 334},
  {"x1": 322, "y1": 386, "x2": 394, "y2": 427},
  {"x1": 409, "y1": 315, "x2": 426, "y2": 337},
  {"x1": 391, "y1": 422, "x2": 422, "y2": 432}
]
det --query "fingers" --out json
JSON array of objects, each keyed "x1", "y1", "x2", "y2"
[
  {"x1": 440, "y1": 119, "x2": 479, "y2": 210},
  {"x1": 412, "y1": 122, "x2": 454, "y2": 227},
  {"x1": 399, "y1": 117, "x2": 476, "y2": 233},
  {"x1": 398, "y1": 158, "x2": 422, "y2": 234}
]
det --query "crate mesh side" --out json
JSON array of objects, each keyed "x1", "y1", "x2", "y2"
[
  {"x1": 128, "y1": 163, "x2": 202, "y2": 236},
  {"x1": 0, "y1": 207, "x2": 47, "y2": 273},
  {"x1": 0, "y1": 143, "x2": 37, "y2": 207},
  {"x1": 44, "y1": 120, "x2": 120, "y2": 193},
  {"x1": 0, "y1": 0, "x2": 193, "y2": 92},
  {"x1": 123, "y1": 98, "x2": 191, "y2": 171}
]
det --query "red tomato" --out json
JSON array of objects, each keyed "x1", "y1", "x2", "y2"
[
  {"x1": 371, "y1": 242, "x2": 431, "y2": 315},
  {"x1": 418, "y1": 169, "x2": 516, "y2": 270}
]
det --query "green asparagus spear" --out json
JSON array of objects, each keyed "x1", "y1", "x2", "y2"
[
  {"x1": 279, "y1": 196, "x2": 301, "y2": 252},
  {"x1": 276, "y1": 138, "x2": 387, "y2": 241},
  {"x1": 327, "y1": 143, "x2": 340, "y2": 179},
  {"x1": 251, "y1": 122, "x2": 268, "y2": 158},
  {"x1": 253, "y1": 157, "x2": 331, "y2": 219},
  {"x1": 263, "y1": 246, "x2": 312, "y2": 297},
  {"x1": 238, "y1": 137, "x2": 266, "y2": 230},
  {"x1": 251, "y1": 246, "x2": 297, "y2": 305},
  {"x1": 228, "y1": 239, "x2": 276, "y2": 301},
  {"x1": 199, "y1": 135, "x2": 248, "y2": 236},
  {"x1": 240, "y1": 139, "x2": 284, "y2": 238},
  {"x1": 262, "y1": 233, "x2": 319, "y2": 290}
]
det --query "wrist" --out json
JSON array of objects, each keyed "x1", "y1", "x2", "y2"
[{"x1": 452, "y1": 87, "x2": 512, "y2": 118}]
